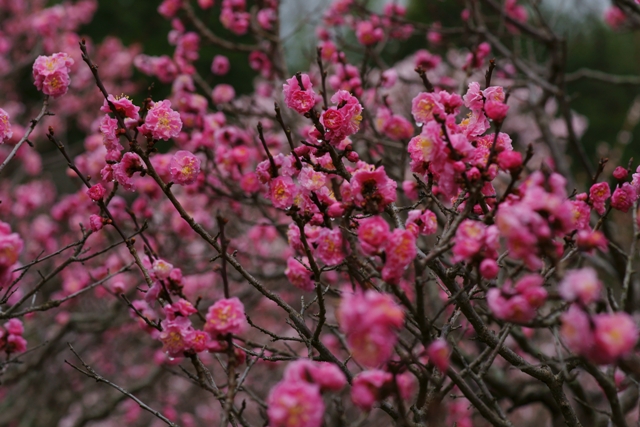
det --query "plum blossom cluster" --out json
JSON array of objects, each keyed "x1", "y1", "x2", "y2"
[{"x1": 3, "y1": 0, "x2": 640, "y2": 426}]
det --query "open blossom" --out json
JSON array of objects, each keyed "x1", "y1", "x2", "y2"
[
  {"x1": 283, "y1": 360, "x2": 347, "y2": 392},
  {"x1": 210, "y1": 55, "x2": 230, "y2": 75},
  {"x1": 0, "y1": 221, "x2": 24, "y2": 270},
  {"x1": 0, "y1": 108, "x2": 12, "y2": 143},
  {"x1": 611, "y1": 183, "x2": 637, "y2": 212},
  {"x1": 487, "y1": 275, "x2": 547, "y2": 323},
  {"x1": 112, "y1": 152, "x2": 145, "y2": 191},
  {"x1": 357, "y1": 216, "x2": 390, "y2": 255},
  {"x1": 283, "y1": 73, "x2": 315, "y2": 114},
  {"x1": 269, "y1": 176, "x2": 296, "y2": 209},
  {"x1": 169, "y1": 150, "x2": 201, "y2": 185},
  {"x1": 338, "y1": 290, "x2": 404, "y2": 367},
  {"x1": 267, "y1": 380, "x2": 325, "y2": 427},
  {"x1": 558, "y1": 268, "x2": 602, "y2": 305},
  {"x1": 158, "y1": 316, "x2": 193, "y2": 357},
  {"x1": 139, "y1": 100, "x2": 182, "y2": 140},
  {"x1": 382, "y1": 229, "x2": 417, "y2": 283},
  {"x1": 204, "y1": 297, "x2": 247, "y2": 337},
  {"x1": 405, "y1": 209, "x2": 437, "y2": 236},
  {"x1": 562, "y1": 307, "x2": 638, "y2": 364},
  {"x1": 100, "y1": 94, "x2": 140, "y2": 120},
  {"x1": 589, "y1": 182, "x2": 610, "y2": 215},
  {"x1": 211, "y1": 84, "x2": 235, "y2": 104},
  {"x1": 314, "y1": 228, "x2": 344, "y2": 265},
  {"x1": 355, "y1": 20, "x2": 383, "y2": 45},
  {"x1": 321, "y1": 90, "x2": 363, "y2": 143},
  {"x1": 285, "y1": 257, "x2": 314, "y2": 292},
  {"x1": 350, "y1": 166, "x2": 397, "y2": 212},
  {"x1": 32, "y1": 52, "x2": 74, "y2": 97}
]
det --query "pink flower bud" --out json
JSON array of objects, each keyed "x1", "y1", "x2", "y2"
[
  {"x1": 613, "y1": 166, "x2": 629, "y2": 181},
  {"x1": 87, "y1": 183, "x2": 106, "y2": 201}
]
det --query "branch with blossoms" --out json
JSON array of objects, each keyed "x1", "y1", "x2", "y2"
[{"x1": 2, "y1": 1, "x2": 640, "y2": 427}]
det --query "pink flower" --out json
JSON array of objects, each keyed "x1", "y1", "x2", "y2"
[
  {"x1": 487, "y1": 275, "x2": 546, "y2": 323},
  {"x1": 411, "y1": 92, "x2": 444, "y2": 124},
  {"x1": 267, "y1": 380, "x2": 325, "y2": 427},
  {"x1": 100, "y1": 94, "x2": 140, "y2": 120},
  {"x1": 86, "y1": 184, "x2": 106, "y2": 201},
  {"x1": 152, "y1": 259, "x2": 174, "y2": 280},
  {"x1": 4, "y1": 319, "x2": 24, "y2": 336},
  {"x1": 427, "y1": 339, "x2": 450, "y2": 372},
  {"x1": 451, "y1": 220, "x2": 486, "y2": 262},
  {"x1": 405, "y1": 209, "x2": 437, "y2": 236},
  {"x1": 560, "y1": 305, "x2": 594, "y2": 355},
  {"x1": 0, "y1": 224, "x2": 23, "y2": 269},
  {"x1": 139, "y1": 100, "x2": 182, "y2": 141},
  {"x1": 356, "y1": 20, "x2": 383, "y2": 46},
  {"x1": 350, "y1": 166, "x2": 397, "y2": 212},
  {"x1": 497, "y1": 150, "x2": 522, "y2": 172},
  {"x1": 351, "y1": 370, "x2": 392, "y2": 411},
  {"x1": 613, "y1": 166, "x2": 628, "y2": 181},
  {"x1": 283, "y1": 360, "x2": 347, "y2": 392},
  {"x1": 558, "y1": 268, "x2": 602, "y2": 305},
  {"x1": 210, "y1": 55, "x2": 230, "y2": 75},
  {"x1": 285, "y1": 257, "x2": 314, "y2": 292},
  {"x1": 382, "y1": 229, "x2": 417, "y2": 283},
  {"x1": 164, "y1": 298, "x2": 198, "y2": 320},
  {"x1": 112, "y1": 152, "x2": 145, "y2": 191},
  {"x1": 611, "y1": 183, "x2": 637, "y2": 213},
  {"x1": 314, "y1": 228, "x2": 344, "y2": 265},
  {"x1": 604, "y1": 6, "x2": 626, "y2": 29},
  {"x1": 592, "y1": 313, "x2": 638, "y2": 364},
  {"x1": 169, "y1": 150, "x2": 201, "y2": 185},
  {"x1": 269, "y1": 176, "x2": 296, "y2": 209},
  {"x1": 479, "y1": 258, "x2": 499, "y2": 279},
  {"x1": 283, "y1": 73, "x2": 316, "y2": 114},
  {"x1": 321, "y1": 90, "x2": 363, "y2": 143},
  {"x1": 32, "y1": 52, "x2": 74, "y2": 98},
  {"x1": 0, "y1": 108, "x2": 12, "y2": 143},
  {"x1": 204, "y1": 297, "x2": 247, "y2": 337},
  {"x1": 357, "y1": 216, "x2": 390, "y2": 255},
  {"x1": 89, "y1": 215, "x2": 104, "y2": 232},
  {"x1": 211, "y1": 84, "x2": 235, "y2": 104},
  {"x1": 589, "y1": 182, "x2": 610, "y2": 215},
  {"x1": 158, "y1": 317, "x2": 193, "y2": 357},
  {"x1": 338, "y1": 290, "x2": 404, "y2": 367},
  {"x1": 484, "y1": 100, "x2": 509, "y2": 122}
]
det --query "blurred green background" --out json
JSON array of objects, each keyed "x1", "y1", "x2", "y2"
[{"x1": 78, "y1": 0, "x2": 640, "y2": 159}]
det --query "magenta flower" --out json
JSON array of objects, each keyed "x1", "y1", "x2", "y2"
[
  {"x1": 269, "y1": 176, "x2": 296, "y2": 209},
  {"x1": 558, "y1": 268, "x2": 602, "y2": 305},
  {"x1": 210, "y1": 55, "x2": 230, "y2": 75},
  {"x1": 100, "y1": 94, "x2": 140, "y2": 120},
  {"x1": 357, "y1": 216, "x2": 390, "y2": 255},
  {"x1": 89, "y1": 215, "x2": 104, "y2": 232},
  {"x1": 285, "y1": 257, "x2": 314, "y2": 292},
  {"x1": 355, "y1": 20, "x2": 383, "y2": 46},
  {"x1": 314, "y1": 228, "x2": 344, "y2": 265},
  {"x1": 267, "y1": 380, "x2": 325, "y2": 427},
  {"x1": 0, "y1": 222, "x2": 23, "y2": 269},
  {"x1": 138, "y1": 100, "x2": 182, "y2": 141},
  {"x1": 0, "y1": 108, "x2": 13, "y2": 143},
  {"x1": 112, "y1": 152, "x2": 145, "y2": 191},
  {"x1": 611, "y1": 183, "x2": 637, "y2": 213},
  {"x1": 351, "y1": 370, "x2": 391, "y2": 411},
  {"x1": 592, "y1": 312, "x2": 638, "y2": 364},
  {"x1": 86, "y1": 183, "x2": 106, "y2": 202},
  {"x1": 382, "y1": 229, "x2": 417, "y2": 283},
  {"x1": 282, "y1": 73, "x2": 316, "y2": 114},
  {"x1": 204, "y1": 297, "x2": 247, "y2": 337},
  {"x1": 589, "y1": 182, "x2": 611, "y2": 215},
  {"x1": 350, "y1": 166, "x2": 397, "y2": 212},
  {"x1": 405, "y1": 209, "x2": 437, "y2": 236},
  {"x1": 211, "y1": 84, "x2": 235, "y2": 104},
  {"x1": 169, "y1": 150, "x2": 201, "y2": 185},
  {"x1": 158, "y1": 317, "x2": 193, "y2": 358},
  {"x1": 32, "y1": 52, "x2": 74, "y2": 98},
  {"x1": 283, "y1": 360, "x2": 347, "y2": 392}
]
